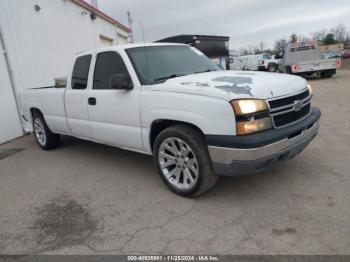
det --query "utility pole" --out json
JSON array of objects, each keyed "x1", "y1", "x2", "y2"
[{"x1": 127, "y1": 11, "x2": 134, "y2": 43}]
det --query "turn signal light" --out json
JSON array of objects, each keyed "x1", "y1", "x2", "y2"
[{"x1": 236, "y1": 117, "x2": 272, "y2": 135}]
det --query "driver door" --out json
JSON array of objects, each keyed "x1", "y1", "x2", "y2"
[{"x1": 87, "y1": 51, "x2": 143, "y2": 150}]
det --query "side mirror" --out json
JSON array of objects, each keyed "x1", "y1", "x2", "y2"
[{"x1": 110, "y1": 74, "x2": 133, "y2": 90}]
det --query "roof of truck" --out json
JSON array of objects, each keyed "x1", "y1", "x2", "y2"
[{"x1": 76, "y1": 43, "x2": 188, "y2": 56}]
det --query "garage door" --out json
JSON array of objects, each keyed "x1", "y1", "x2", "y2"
[{"x1": 0, "y1": 51, "x2": 23, "y2": 144}]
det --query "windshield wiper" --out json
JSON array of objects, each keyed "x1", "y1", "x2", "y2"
[
  {"x1": 195, "y1": 69, "x2": 217, "y2": 74},
  {"x1": 153, "y1": 74, "x2": 185, "y2": 83}
]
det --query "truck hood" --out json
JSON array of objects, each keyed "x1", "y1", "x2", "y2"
[{"x1": 150, "y1": 70, "x2": 307, "y2": 101}]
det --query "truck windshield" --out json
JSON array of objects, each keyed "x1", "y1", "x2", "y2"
[{"x1": 126, "y1": 45, "x2": 220, "y2": 85}]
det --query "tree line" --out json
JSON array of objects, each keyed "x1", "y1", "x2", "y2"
[{"x1": 239, "y1": 23, "x2": 350, "y2": 55}]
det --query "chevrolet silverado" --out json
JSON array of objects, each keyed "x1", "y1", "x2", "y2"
[{"x1": 19, "y1": 43, "x2": 321, "y2": 196}]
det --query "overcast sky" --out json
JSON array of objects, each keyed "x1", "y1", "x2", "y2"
[{"x1": 98, "y1": 0, "x2": 350, "y2": 50}]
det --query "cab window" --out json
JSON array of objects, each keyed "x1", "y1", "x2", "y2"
[
  {"x1": 93, "y1": 52, "x2": 129, "y2": 90},
  {"x1": 71, "y1": 55, "x2": 92, "y2": 89}
]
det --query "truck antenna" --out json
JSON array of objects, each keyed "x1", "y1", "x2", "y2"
[{"x1": 140, "y1": 21, "x2": 146, "y2": 43}]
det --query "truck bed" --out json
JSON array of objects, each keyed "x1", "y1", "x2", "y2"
[{"x1": 19, "y1": 87, "x2": 69, "y2": 134}]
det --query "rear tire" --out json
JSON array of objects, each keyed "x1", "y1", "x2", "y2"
[
  {"x1": 267, "y1": 63, "x2": 277, "y2": 72},
  {"x1": 153, "y1": 125, "x2": 218, "y2": 197},
  {"x1": 320, "y1": 70, "x2": 333, "y2": 78},
  {"x1": 32, "y1": 113, "x2": 60, "y2": 150}
]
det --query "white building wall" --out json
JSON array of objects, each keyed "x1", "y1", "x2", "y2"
[
  {"x1": 0, "y1": 0, "x2": 130, "y2": 143},
  {"x1": 0, "y1": 45, "x2": 23, "y2": 144}
]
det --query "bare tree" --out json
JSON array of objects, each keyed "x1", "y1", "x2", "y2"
[
  {"x1": 254, "y1": 48, "x2": 262, "y2": 54},
  {"x1": 331, "y1": 23, "x2": 346, "y2": 43},
  {"x1": 297, "y1": 34, "x2": 308, "y2": 43},
  {"x1": 274, "y1": 38, "x2": 287, "y2": 50},
  {"x1": 345, "y1": 31, "x2": 350, "y2": 47},
  {"x1": 259, "y1": 42, "x2": 265, "y2": 52},
  {"x1": 290, "y1": 34, "x2": 298, "y2": 43},
  {"x1": 312, "y1": 29, "x2": 327, "y2": 42},
  {"x1": 239, "y1": 48, "x2": 249, "y2": 56}
]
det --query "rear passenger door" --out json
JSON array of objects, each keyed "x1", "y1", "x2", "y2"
[
  {"x1": 87, "y1": 51, "x2": 143, "y2": 150},
  {"x1": 65, "y1": 54, "x2": 94, "y2": 139}
]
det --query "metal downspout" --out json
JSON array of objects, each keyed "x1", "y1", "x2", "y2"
[{"x1": 0, "y1": 24, "x2": 26, "y2": 133}]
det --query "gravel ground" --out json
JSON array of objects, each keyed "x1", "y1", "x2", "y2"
[
  {"x1": 341, "y1": 57, "x2": 350, "y2": 70},
  {"x1": 0, "y1": 69, "x2": 349, "y2": 255}
]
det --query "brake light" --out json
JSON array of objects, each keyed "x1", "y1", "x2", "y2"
[
  {"x1": 291, "y1": 64, "x2": 299, "y2": 73},
  {"x1": 261, "y1": 60, "x2": 265, "y2": 65},
  {"x1": 336, "y1": 59, "x2": 341, "y2": 68}
]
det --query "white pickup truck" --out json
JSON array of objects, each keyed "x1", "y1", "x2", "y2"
[
  {"x1": 237, "y1": 53, "x2": 280, "y2": 72},
  {"x1": 19, "y1": 43, "x2": 321, "y2": 196}
]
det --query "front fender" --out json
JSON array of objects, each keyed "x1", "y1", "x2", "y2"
[{"x1": 140, "y1": 91, "x2": 236, "y2": 153}]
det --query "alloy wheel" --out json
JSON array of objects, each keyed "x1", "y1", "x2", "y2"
[
  {"x1": 158, "y1": 137, "x2": 199, "y2": 190},
  {"x1": 33, "y1": 117, "x2": 47, "y2": 146}
]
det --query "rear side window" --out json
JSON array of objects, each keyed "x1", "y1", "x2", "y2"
[
  {"x1": 93, "y1": 52, "x2": 129, "y2": 90},
  {"x1": 71, "y1": 55, "x2": 92, "y2": 89}
]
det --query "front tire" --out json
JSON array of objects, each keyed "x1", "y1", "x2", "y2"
[
  {"x1": 32, "y1": 113, "x2": 60, "y2": 150},
  {"x1": 153, "y1": 125, "x2": 218, "y2": 197}
]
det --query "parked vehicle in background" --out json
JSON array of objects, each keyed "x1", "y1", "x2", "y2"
[
  {"x1": 19, "y1": 43, "x2": 320, "y2": 197},
  {"x1": 321, "y1": 51, "x2": 341, "y2": 59},
  {"x1": 268, "y1": 55, "x2": 281, "y2": 71},
  {"x1": 277, "y1": 42, "x2": 341, "y2": 78},
  {"x1": 229, "y1": 56, "x2": 245, "y2": 70},
  {"x1": 341, "y1": 49, "x2": 350, "y2": 58},
  {"x1": 239, "y1": 53, "x2": 279, "y2": 72}
]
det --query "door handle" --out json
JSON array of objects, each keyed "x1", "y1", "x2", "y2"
[{"x1": 88, "y1": 97, "x2": 96, "y2": 105}]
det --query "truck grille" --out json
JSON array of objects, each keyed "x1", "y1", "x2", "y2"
[
  {"x1": 268, "y1": 89, "x2": 311, "y2": 128},
  {"x1": 268, "y1": 90, "x2": 309, "y2": 109},
  {"x1": 273, "y1": 104, "x2": 310, "y2": 127}
]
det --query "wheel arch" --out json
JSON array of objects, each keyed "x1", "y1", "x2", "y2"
[
  {"x1": 30, "y1": 107, "x2": 43, "y2": 117},
  {"x1": 149, "y1": 119, "x2": 206, "y2": 152}
]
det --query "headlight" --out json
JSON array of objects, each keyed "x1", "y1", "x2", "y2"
[
  {"x1": 231, "y1": 99, "x2": 268, "y2": 115},
  {"x1": 230, "y1": 99, "x2": 272, "y2": 135},
  {"x1": 307, "y1": 83, "x2": 312, "y2": 96}
]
